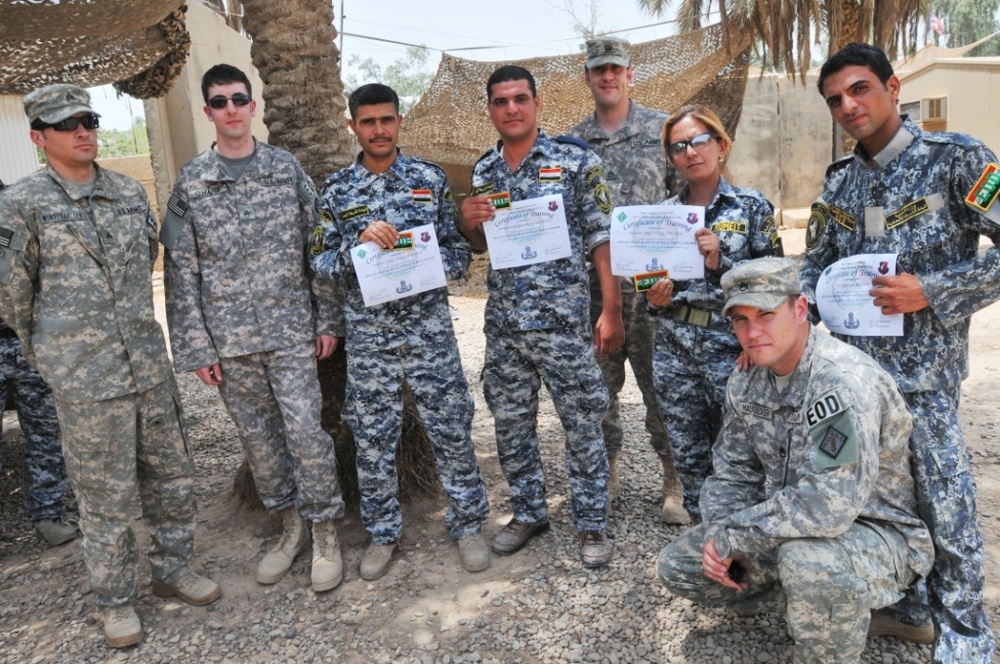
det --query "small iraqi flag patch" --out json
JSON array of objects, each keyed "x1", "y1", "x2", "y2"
[
  {"x1": 412, "y1": 189, "x2": 433, "y2": 204},
  {"x1": 539, "y1": 166, "x2": 562, "y2": 182}
]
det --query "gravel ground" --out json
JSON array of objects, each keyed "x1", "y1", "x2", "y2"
[{"x1": 0, "y1": 229, "x2": 997, "y2": 663}]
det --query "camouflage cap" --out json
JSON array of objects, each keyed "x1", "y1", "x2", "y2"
[
  {"x1": 23, "y1": 84, "x2": 99, "y2": 125},
  {"x1": 721, "y1": 257, "x2": 801, "y2": 317},
  {"x1": 585, "y1": 37, "x2": 630, "y2": 69}
]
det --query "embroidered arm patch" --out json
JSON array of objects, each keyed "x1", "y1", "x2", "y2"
[{"x1": 807, "y1": 392, "x2": 859, "y2": 469}]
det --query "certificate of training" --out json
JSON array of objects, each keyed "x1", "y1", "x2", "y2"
[
  {"x1": 350, "y1": 223, "x2": 448, "y2": 307},
  {"x1": 815, "y1": 254, "x2": 903, "y2": 337},
  {"x1": 609, "y1": 205, "x2": 705, "y2": 280},
  {"x1": 482, "y1": 194, "x2": 572, "y2": 270}
]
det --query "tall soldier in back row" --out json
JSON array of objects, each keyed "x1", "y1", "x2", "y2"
[
  {"x1": 803, "y1": 42, "x2": 1000, "y2": 662},
  {"x1": 567, "y1": 36, "x2": 684, "y2": 520},
  {"x1": 0, "y1": 84, "x2": 219, "y2": 648}
]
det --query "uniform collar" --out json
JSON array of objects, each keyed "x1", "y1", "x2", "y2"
[
  {"x1": 853, "y1": 116, "x2": 918, "y2": 169},
  {"x1": 45, "y1": 162, "x2": 111, "y2": 201},
  {"x1": 578, "y1": 100, "x2": 638, "y2": 141},
  {"x1": 203, "y1": 138, "x2": 264, "y2": 181},
  {"x1": 348, "y1": 148, "x2": 407, "y2": 188},
  {"x1": 675, "y1": 177, "x2": 736, "y2": 209},
  {"x1": 484, "y1": 129, "x2": 554, "y2": 168}
]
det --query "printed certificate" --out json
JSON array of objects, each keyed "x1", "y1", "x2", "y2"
[
  {"x1": 350, "y1": 223, "x2": 447, "y2": 307},
  {"x1": 609, "y1": 205, "x2": 705, "y2": 280},
  {"x1": 815, "y1": 253, "x2": 903, "y2": 336},
  {"x1": 482, "y1": 194, "x2": 572, "y2": 269}
]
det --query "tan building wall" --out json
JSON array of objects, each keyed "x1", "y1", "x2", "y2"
[
  {"x1": 144, "y1": 0, "x2": 267, "y2": 213},
  {"x1": 0, "y1": 95, "x2": 39, "y2": 184},
  {"x1": 897, "y1": 57, "x2": 1000, "y2": 156},
  {"x1": 727, "y1": 71, "x2": 832, "y2": 225}
]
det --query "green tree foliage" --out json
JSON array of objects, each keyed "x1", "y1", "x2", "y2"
[
  {"x1": 344, "y1": 46, "x2": 434, "y2": 114},
  {"x1": 98, "y1": 117, "x2": 150, "y2": 157},
  {"x1": 935, "y1": 0, "x2": 1000, "y2": 55}
]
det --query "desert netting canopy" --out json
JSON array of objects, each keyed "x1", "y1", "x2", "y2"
[
  {"x1": 399, "y1": 22, "x2": 752, "y2": 167},
  {"x1": 0, "y1": 0, "x2": 190, "y2": 98}
]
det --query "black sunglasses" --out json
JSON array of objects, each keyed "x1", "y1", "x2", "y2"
[
  {"x1": 208, "y1": 93, "x2": 253, "y2": 109},
  {"x1": 36, "y1": 113, "x2": 100, "y2": 132},
  {"x1": 666, "y1": 132, "x2": 718, "y2": 157}
]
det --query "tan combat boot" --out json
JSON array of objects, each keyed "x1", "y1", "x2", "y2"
[
  {"x1": 660, "y1": 455, "x2": 691, "y2": 525},
  {"x1": 257, "y1": 508, "x2": 310, "y2": 584},
  {"x1": 607, "y1": 455, "x2": 622, "y2": 503},
  {"x1": 311, "y1": 520, "x2": 343, "y2": 592},
  {"x1": 103, "y1": 604, "x2": 142, "y2": 648}
]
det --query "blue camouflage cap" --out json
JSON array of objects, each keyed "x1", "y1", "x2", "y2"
[
  {"x1": 721, "y1": 257, "x2": 801, "y2": 317},
  {"x1": 23, "y1": 84, "x2": 99, "y2": 125}
]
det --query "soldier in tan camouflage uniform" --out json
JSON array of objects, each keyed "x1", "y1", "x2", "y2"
[
  {"x1": 0, "y1": 85, "x2": 219, "y2": 648},
  {"x1": 567, "y1": 36, "x2": 682, "y2": 520},
  {"x1": 657, "y1": 257, "x2": 932, "y2": 664},
  {"x1": 160, "y1": 64, "x2": 345, "y2": 594}
]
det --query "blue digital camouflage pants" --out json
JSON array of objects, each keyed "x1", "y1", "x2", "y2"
[
  {"x1": 343, "y1": 332, "x2": 489, "y2": 545},
  {"x1": 58, "y1": 378, "x2": 196, "y2": 607},
  {"x1": 0, "y1": 335, "x2": 66, "y2": 522},
  {"x1": 885, "y1": 388, "x2": 996, "y2": 663},
  {"x1": 217, "y1": 342, "x2": 345, "y2": 523},
  {"x1": 483, "y1": 327, "x2": 610, "y2": 532},
  {"x1": 652, "y1": 315, "x2": 741, "y2": 519},
  {"x1": 658, "y1": 522, "x2": 915, "y2": 664},
  {"x1": 589, "y1": 280, "x2": 669, "y2": 459}
]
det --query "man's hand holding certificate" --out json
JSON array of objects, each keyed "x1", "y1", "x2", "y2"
[
  {"x1": 481, "y1": 193, "x2": 573, "y2": 269},
  {"x1": 609, "y1": 205, "x2": 706, "y2": 285},
  {"x1": 815, "y1": 254, "x2": 904, "y2": 336},
  {"x1": 350, "y1": 223, "x2": 448, "y2": 307}
]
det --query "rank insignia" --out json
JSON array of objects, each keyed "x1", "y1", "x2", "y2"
[
  {"x1": 966, "y1": 162, "x2": 1000, "y2": 212},
  {"x1": 819, "y1": 427, "x2": 848, "y2": 459},
  {"x1": 392, "y1": 231, "x2": 414, "y2": 250},
  {"x1": 539, "y1": 166, "x2": 562, "y2": 182},
  {"x1": 633, "y1": 269, "x2": 668, "y2": 292},
  {"x1": 412, "y1": 189, "x2": 433, "y2": 204},
  {"x1": 487, "y1": 192, "x2": 512, "y2": 209}
]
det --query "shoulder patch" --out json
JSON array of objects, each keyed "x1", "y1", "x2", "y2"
[
  {"x1": 167, "y1": 194, "x2": 188, "y2": 219},
  {"x1": 965, "y1": 162, "x2": 1000, "y2": 213},
  {"x1": 318, "y1": 208, "x2": 334, "y2": 224},
  {"x1": 806, "y1": 391, "x2": 844, "y2": 428},
  {"x1": 553, "y1": 135, "x2": 592, "y2": 150},
  {"x1": 298, "y1": 177, "x2": 319, "y2": 205},
  {"x1": 594, "y1": 182, "x2": 612, "y2": 215},
  {"x1": 584, "y1": 165, "x2": 604, "y2": 185},
  {"x1": 805, "y1": 202, "x2": 829, "y2": 251},
  {"x1": 310, "y1": 225, "x2": 325, "y2": 256}
]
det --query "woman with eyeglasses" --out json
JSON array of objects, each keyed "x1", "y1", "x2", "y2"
[{"x1": 645, "y1": 104, "x2": 784, "y2": 525}]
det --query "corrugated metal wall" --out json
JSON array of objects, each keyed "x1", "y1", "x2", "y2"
[
  {"x1": 899, "y1": 60, "x2": 1000, "y2": 156},
  {"x1": 0, "y1": 95, "x2": 39, "y2": 185}
]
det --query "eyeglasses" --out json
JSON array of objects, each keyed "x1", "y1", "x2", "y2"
[
  {"x1": 207, "y1": 93, "x2": 252, "y2": 109},
  {"x1": 666, "y1": 132, "x2": 718, "y2": 157},
  {"x1": 36, "y1": 113, "x2": 100, "y2": 132}
]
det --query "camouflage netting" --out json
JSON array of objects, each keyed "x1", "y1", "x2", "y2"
[
  {"x1": 400, "y1": 22, "x2": 752, "y2": 169},
  {"x1": 0, "y1": 0, "x2": 190, "y2": 99}
]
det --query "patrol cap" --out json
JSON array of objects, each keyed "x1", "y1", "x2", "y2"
[
  {"x1": 585, "y1": 37, "x2": 630, "y2": 69},
  {"x1": 23, "y1": 84, "x2": 99, "y2": 125},
  {"x1": 721, "y1": 257, "x2": 801, "y2": 317}
]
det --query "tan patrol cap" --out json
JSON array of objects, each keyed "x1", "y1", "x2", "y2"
[
  {"x1": 585, "y1": 37, "x2": 630, "y2": 69},
  {"x1": 23, "y1": 84, "x2": 99, "y2": 125}
]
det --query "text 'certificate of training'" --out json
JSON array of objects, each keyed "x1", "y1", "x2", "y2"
[
  {"x1": 610, "y1": 205, "x2": 705, "y2": 280},
  {"x1": 483, "y1": 194, "x2": 572, "y2": 270},
  {"x1": 816, "y1": 253, "x2": 903, "y2": 336},
  {"x1": 351, "y1": 223, "x2": 447, "y2": 307}
]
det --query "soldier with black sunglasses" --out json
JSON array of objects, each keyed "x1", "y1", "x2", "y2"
[{"x1": 0, "y1": 84, "x2": 220, "y2": 648}]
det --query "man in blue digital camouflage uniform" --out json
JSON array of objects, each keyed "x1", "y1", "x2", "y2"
[
  {"x1": 459, "y1": 65, "x2": 624, "y2": 568},
  {"x1": 659, "y1": 257, "x2": 933, "y2": 664},
  {"x1": 313, "y1": 83, "x2": 490, "y2": 581},
  {"x1": 567, "y1": 36, "x2": 682, "y2": 518},
  {"x1": 802, "y1": 42, "x2": 999, "y2": 662}
]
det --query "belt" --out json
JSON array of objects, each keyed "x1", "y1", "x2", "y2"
[{"x1": 664, "y1": 304, "x2": 713, "y2": 328}]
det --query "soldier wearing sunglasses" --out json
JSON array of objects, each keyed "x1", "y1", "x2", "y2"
[
  {"x1": 160, "y1": 64, "x2": 346, "y2": 595},
  {"x1": 0, "y1": 84, "x2": 220, "y2": 648}
]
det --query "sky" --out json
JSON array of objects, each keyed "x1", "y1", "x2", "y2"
[{"x1": 90, "y1": 0, "x2": 680, "y2": 130}]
